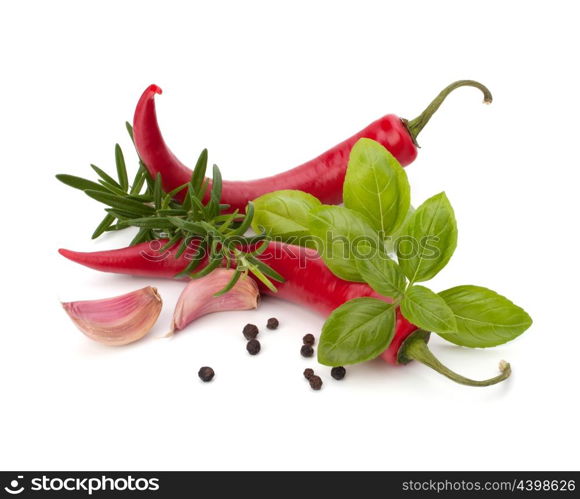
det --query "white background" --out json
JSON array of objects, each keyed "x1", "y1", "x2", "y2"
[{"x1": 1, "y1": 0, "x2": 578, "y2": 471}]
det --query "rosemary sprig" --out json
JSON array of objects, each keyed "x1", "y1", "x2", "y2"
[{"x1": 56, "y1": 124, "x2": 283, "y2": 294}]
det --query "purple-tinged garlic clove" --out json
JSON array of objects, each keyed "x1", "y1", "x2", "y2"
[
  {"x1": 62, "y1": 286, "x2": 162, "y2": 346},
  {"x1": 171, "y1": 269, "x2": 260, "y2": 333}
]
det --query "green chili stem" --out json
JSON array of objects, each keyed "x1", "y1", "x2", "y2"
[
  {"x1": 404, "y1": 80, "x2": 493, "y2": 144},
  {"x1": 399, "y1": 330, "x2": 511, "y2": 387}
]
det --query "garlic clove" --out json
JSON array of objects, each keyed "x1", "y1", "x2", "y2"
[
  {"x1": 171, "y1": 269, "x2": 260, "y2": 333},
  {"x1": 62, "y1": 286, "x2": 162, "y2": 346}
]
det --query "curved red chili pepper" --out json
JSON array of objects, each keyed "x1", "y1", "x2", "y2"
[
  {"x1": 133, "y1": 81, "x2": 492, "y2": 212},
  {"x1": 58, "y1": 241, "x2": 511, "y2": 386},
  {"x1": 59, "y1": 240, "x2": 198, "y2": 279},
  {"x1": 59, "y1": 241, "x2": 415, "y2": 364}
]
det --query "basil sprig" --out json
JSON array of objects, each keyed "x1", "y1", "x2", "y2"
[
  {"x1": 253, "y1": 138, "x2": 532, "y2": 366},
  {"x1": 56, "y1": 122, "x2": 283, "y2": 295}
]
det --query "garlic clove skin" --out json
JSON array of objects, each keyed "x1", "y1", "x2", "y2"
[
  {"x1": 62, "y1": 286, "x2": 162, "y2": 346},
  {"x1": 171, "y1": 269, "x2": 260, "y2": 333}
]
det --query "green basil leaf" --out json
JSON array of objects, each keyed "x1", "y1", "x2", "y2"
[
  {"x1": 438, "y1": 285, "x2": 533, "y2": 347},
  {"x1": 343, "y1": 138, "x2": 410, "y2": 236},
  {"x1": 355, "y1": 247, "x2": 407, "y2": 299},
  {"x1": 401, "y1": 285, "x2": 457, "y2": 334},
  {"x1": 251, "y1": 190, "x2": 321, "y2": 247},
  {"x1": 318, "y1": 298, "x2": 396, "y2": 366},
  {"x1": 397, "y1": 192, "x2": 457, "y2": 283},
  {"x1": 308, "y1": 205, "x2": 380, "y2": 282}
]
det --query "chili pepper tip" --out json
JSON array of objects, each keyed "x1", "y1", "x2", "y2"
[
  {"x1": 59, "y1": 248, "x2": 79, "y2": 261},
  {"x1": 147, "y1": 84, "x2": 162, "y2": 95}
]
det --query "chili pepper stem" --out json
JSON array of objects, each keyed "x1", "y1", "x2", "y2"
[
  {"x1": 399, "y1": 330, "x2": 511, "y2": 387},
  {"x1": 403, "y1": 80, "x2": 493, "y2": 145}
]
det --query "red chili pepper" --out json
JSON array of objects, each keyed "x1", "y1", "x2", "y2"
[
  {"x1": 59, "y1": 241, "x2": 509, "y2": 386},
  {"x1": 133, "y1": 81, "x2": 492, "y2": 212}
]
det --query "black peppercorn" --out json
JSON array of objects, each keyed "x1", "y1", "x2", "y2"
[
  {"x1": 246, "y1": 339, "x2": 261, "y2": 355},
  {"x1": 331, "y1": 366, "x2": 346, "y2": 380},
  {"x1": 303, "y1": 333, "x2": 315, "y2": 345},
  {"x1": 303, "y1": 368, "x2": 314, "y2": 380},
  {"x1": 300, "y1": 344, "x2": 314, "y2": 358},
  {"x1": 309, "y1": 375, "x2": 323, "y2": 390},
  {"x1": 266, "y1": 317, "x2": 279, "y2": 330},
  {"x1": 198, "y1": 366, "x2": 215, "y2": 382},
  {"x1": 243, "y1": 323, "x2": 259, "y2": 340}
]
